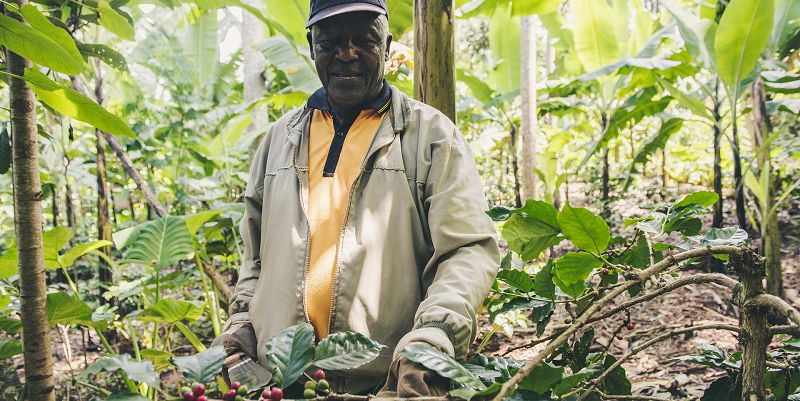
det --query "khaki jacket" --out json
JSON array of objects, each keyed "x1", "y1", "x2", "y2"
[{"x1": 227, "y1": 86, "x2": 500, "y2": 393}]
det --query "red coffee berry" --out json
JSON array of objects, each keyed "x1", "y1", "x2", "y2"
[
  {"x1": 223, "y1": 389, "x2": 237, "y2": 401},
  {"x1": 261, "y1": 388, "x2": 272, "y2": 400},
  {"x1": 193, "y1": 383, "x2": 206, "y2": 396},
  {"x1": 601, "y1": 268, "x2": 609, "y2": 275},
  {"x1": 196, "y1": 396, "x2": 208, "y2": 401},
  {"x1": 184, "y1": 390, "x2": 196, "y2": 401},
  {"x1": 314, "y1": 369, "x2": 326, "y2": 380},
  {"x1": 270, "y1": 387, "x2": 284, "y2": 401},
  {"x1": 626, "y1": 322, "x2": 635, "y2": 330},
  {"x1": 231, "y1": 382, "x2": 241, "y2": 390}
]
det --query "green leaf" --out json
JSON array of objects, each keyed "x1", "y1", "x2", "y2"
[
  {"x1": 0, "y1": 318, "x2": 22, "y2": 335},
  {"x1": 85, "y1": 355, "x2": 158, "y2": 388},
  {"x1": 552, "y1": 372, "x2": 592, "y2": 395},
  {"x1": 78, "y1": 43, "x2": 129, "y2": 72},
  {"x1": 259, "y1": 37, "x2": 319, "y2": 94},
  {"x1": 138, "y1": 299, "x2": 205, "y2": 324},
  {"x1": 502, "y1": 214, "x2": 561, "y2": 262},
  {"x1": 674, "y1": 191, "x2": 719, "y2": 209},
  {"x1": 0, "y1": 126, "x2": 10, "y2": 175},
  {"x1": 554, "y1": 252, "x2": 602, "y2": 285},
  {"x1": 23, "y1": 68, "x2": 135, "y2": 138},
  {"x1": 457, "y1": 69, "x2": 495, "y2": 104},
  {"x1": 768, "y1": 99, "x2": 800, "y2": 114},
  {"x1": 106, "y1": 394, "x2": 151, "y2": 401},
  {"x1": 489, "y1": 4, "x2": 521, "y2": 93},
  {"x1": 140, "y1": 349, "x2": 174, "y2": 371},
  {"x1": 700, "y1": 375, "x2": 734, "y2": 401},
  {"x1": 386, "y1": 0, "x2": 413, "y2": 36},
  {"x1": 661, "y1": 0, "x2": 715, "y2": 67},
  {"x1": 558, "y1": 204, "x2": 610, "y2": 253},
  {"x1": 553, "y1": 273, "x2": 586, "y2": 298},
  {"x1": 496, "y1": 269, "x2": 534, "y2": 292},
  {"x1": 20, "y1": 5, "x2": 83, "y2": 69},
  {"x1": 174, "y1": 346, "x2": 226, "y2": 384},
  {"x1": 313, "y1": 331, "x2": 385, "y2": 370},
  {"x1": 121, "y1": 216, "x2": 194, "y2": 268},
  {"x1": 97, "y1": 0, "x2": 135, "y2": 40},
  {"x1": 570, "y1": 0, "x2": 620, "y2": 71},
  {"x1": 265, "y1": 323, "x2": 315, "y2": 387},
  {"x1": 401, "y1": 343, "x2": 486, "y2": 390},
  {"x1": 42, "y1": 227, "x2": 74, "y2": 270},
  {"x1": 772, "y1": 0, "x2": 800, "y2": 50},
  {"x1": 512, "y1": 0, "x2": 562, "y2": 15},
  {"x1": 656, "y1": 76, "x2": 710, "y2": 119},
  {"x1": 449, "y1": 383, "x2": 502, "y2": 401},
  {"x1": 532, "y1": 261, "x2": 556, "y2": 300},
  {"x1": 715, "y1": 0, "x2": 774, "y2": 96},
  {"x1": 57, "y1": 240, "x2": 112, "y2": 269},
  {"x1": 184, "y1": 9, "x2": 218, "y2": 88},
  {"x1": 688, "y1": 228, "x2": 748, "y2": 246},
  {"x1": 518, "y1": 362, "x2": 564, "y2": 393},
  {"x1": 0, "y1": 340, "x2": 22, "y2": 359},
  {"x1": 0, "y1": 13, "x2": 82, "y2": 74},
  {"x1": 47, "y1": 292, "x2": 94, "y2": 327},
  {"x1": 601, "y1": 355, "x2": 632, "y2": 395},
  {"x1": 184, "y1": 211, "x2": 221, "y2": 235}
]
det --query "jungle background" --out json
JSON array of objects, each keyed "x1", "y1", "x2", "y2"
[{"x1": 0, "y1": 0, "x2": 799, "y2": 399}]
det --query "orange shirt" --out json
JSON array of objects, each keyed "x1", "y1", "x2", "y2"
[{"x1": 305, "y1": 108, "x2": 386, "y2": 339}]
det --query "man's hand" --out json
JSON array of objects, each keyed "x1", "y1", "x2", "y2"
[
  {"x1": 211, "y1": 319, "x2": 258, "y2": 361},
  {"x1": 377, "y1": 355, "x2": 449, "y2": 397}
]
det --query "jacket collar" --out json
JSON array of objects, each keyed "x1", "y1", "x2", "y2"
[{"x1": 286, "y1": 84, "x2": 411, "y2": 148}]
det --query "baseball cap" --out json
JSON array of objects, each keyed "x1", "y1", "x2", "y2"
[{"x1": 306, "y1": 0, "x2": 388, "y2": 28}]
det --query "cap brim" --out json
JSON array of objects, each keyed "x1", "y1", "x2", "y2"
[{"x1": 306, "y1": 3, "x2": 386, "y2": 28}]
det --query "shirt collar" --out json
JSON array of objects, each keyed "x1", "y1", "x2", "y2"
[{"x1": 307, "y1": 80, "x2": 392, "y2": 114}]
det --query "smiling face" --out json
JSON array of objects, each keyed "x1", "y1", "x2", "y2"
[{"x1": 308, "y1": 12, "x2": 392, "y2": 112}]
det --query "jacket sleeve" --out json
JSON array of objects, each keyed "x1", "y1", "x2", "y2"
[
  {"x1": 226, "y1": 135, "x2": 270, "y2": 328},
  {"x1": 400, "y1": 121, "x2": 501, "y2": 360}
]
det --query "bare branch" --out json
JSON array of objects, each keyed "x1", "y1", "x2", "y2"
[
  {"x1": 770, "y1": 325, "x2": 800, "y2": 336},
  {"x1": 747, "y1": 294, "x2": 800, "y2": 327},
  {"x1": 491, "y1": 246, "x2": 744, "y2": 401}
]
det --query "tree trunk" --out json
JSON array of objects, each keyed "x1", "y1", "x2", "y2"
[
  {"x1": 602, "y1": 149, "x2": 610, "y2": 202},
  {"x1": 735, "y1": 251, "x2": 770, "y2": 401},
  {"x1": 94, "y1": 70, "x2": 113, "y2": 285},
  {"x1": 519, "y1": 16, "x2": 538, "y2": 202},
  {"x1": 242, "y1": 8, "x2": 268, "y2": 131},
  {"x1": 752, "y1": 77, "x2": 783, "y2": 298},
  {"x1": 510, "y1": 126, "x2": 522, "y2": 208},
  {"x1": 414, "y1": 0, "x2": 455, "y2": 121},
  {"x1": 712, "y1": 82, "x2": 724, "y2": 229},
  {"x1": 661, "y1": 147, "x2": 667, "y2": 192},
  {"x1": 7, "y1": 1, "x2": 56, "y2": 397}
]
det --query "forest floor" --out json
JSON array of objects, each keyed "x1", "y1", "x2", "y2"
[{"x1": 3, "y1": 184, "x2": 799, "y2": 399}]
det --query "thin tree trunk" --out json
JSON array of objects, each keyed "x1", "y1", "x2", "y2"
[
  {"x1": 752, "y1": 77, "x2": 783, "y2": 298},
  {"x1": 414, "y1": 0, "x2": 455, "y2": 121},
  {"x1": 661, "y1": 147, "x2": 667, "y2": 191},
  {"x1": 736, "y1": 252, "x2": 770, "y2": 401},
  {"x1": 7, "y1": 0, "x2": 56, "y2": 397},
  {"x1": 712, "y1": 82, "x2": 724, "y2": 229},
  {"x1": 94, "y1": 70, "x2": 113, "y2": 285},
  {"x1": 510, "y1": 126, "x2": 522, "y2": 208},
  {"x1": 519, "y1": 16, "x2": 538, "y2": 202},
  {"x1": 602, "y1": 150, "x2": 610, "y2": 202}
]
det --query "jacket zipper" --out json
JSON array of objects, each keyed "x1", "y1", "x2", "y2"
[
  {"x1": 326, "y1": 121, "x2": 397, "y2": 335},
  {"x1": 292, "y1": 114, "x2": 313, "y2": 325}
]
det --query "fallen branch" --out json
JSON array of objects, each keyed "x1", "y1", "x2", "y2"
[{"x1": 490, "y1": 246, "x2": 744, "y2": 401}]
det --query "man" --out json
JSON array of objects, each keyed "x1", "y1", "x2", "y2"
[{"x1": 212, "y1": 0, "x2": 499, "y2": 396}]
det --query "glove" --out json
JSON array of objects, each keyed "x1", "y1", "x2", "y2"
[
  {"x1": 376, "y1": 354, "x2": 449, "y2": 397},
  {"x1": 210, "y1": 314, "x2": 258, "y2": 361}
]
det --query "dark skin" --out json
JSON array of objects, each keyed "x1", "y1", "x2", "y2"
[{"x1": 307, "y1": 12, "x2": 392, "y2": 122}]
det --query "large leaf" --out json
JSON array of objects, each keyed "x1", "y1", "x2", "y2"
[
  {"x1": 47, "y1": 291, "x2": 94, "y2": 327},
  {"x1": 23, "y1": 68, "x2": 135, "y2": 138},
  {"x1": 661, "y1": 0, "x2": 715, "y2": 68},
  {"x1": 400, "y1": 343, "x2": 486, "y2": 390},
  {"x1": 121, "y1": 216, "x2": 194, "y2": 268},
  {"x1": 386, "y1": 0, "x2": 413, "y2": 35},
  {"x1": 42, "y1": 226, "x2": 74, "y2": 269},
  {"x1": 557, "y1": 204, "x2": 610, "y2": 253},
  {"x1": 260, "y1": 37, "x2": 320, "y2": 94},
  {"x1": 570, "y1": 0, "x2": 620, "y2": 71},
  {"x1": 184, "y1": 210, "x2": 222, "y2": 235},
  {"x1": 772, "y1": 0, "x2": 800, "y2": 50},
  {"x1": 554, "y1": 252, "x2": 602, "y2": 285},
  {"x1": 174, "y1": 346, "x2": 226, "y2": 384},
  {"x1": 687, "y1": 228, "x2": 748, "y2": 246},
  {"x1": 183, "y1": 9, "x2": 218, "y2": 88},
  {"x1": 518, "y1": 362, "x2": 564, "y2": 393},
  {"x1": 78, "y1": 43, "x2": 129, "y2": 72},
  {"x1": 656, "y1": 76, "x2": 710, "y2": 119},
  {"x1": 489, "y1": 4, "x2": 521, "y2": 93},
  {"x1": 0, "y1": 12, "x2": 82, "y2": 74},
  {"x1": 20, "y1": 5, "x2": 83, "y2": 69},
  {"x1": 85, "y1": 355, "x2": 159, "y2": 388},
  {"x1": 265, "y1": 0, "x2": 308, "y2": 44},
  {"x1": 457, "y1": 69, "x2": 495, "y2": 104},
  {"x1": 715, "y1": 0, "x2": 774, "y2": 97},
  {"x1": 265, "y1": 323, "x2": 315, "y2": 387},
  {"x1": 0, "y1": 340, "x2": 22, "y2": 359},
  {"x1": 624, "y1": 117, "x2": 684, "y2": 190},
  {"x1": 138, "y1": 299, "x2": 205, "y2": 324},
  {"x1": 97, "y1": 0, "x2": 135, "y2": 40},
  {"x1": 313, "y1": 331, "x2": 385, "y2": 370},
  {"x1": 674, "y1": 191, "x2": 719, "y2": 209},
  {"x1": 532, "y1": 261, "x2": 556, "y2": 300},
  {"x1": 496, "y1": 269, "x2": 534, "y2": 292},
  {"x1": 512, "y1": 0, "x2": 562, "y2": 15},
  {"x1": 57, "y1": 240, "x2": 113, "y2": 269},
  {"x1": 501, "y1": 214, "x2": 561, "y2": 262}
]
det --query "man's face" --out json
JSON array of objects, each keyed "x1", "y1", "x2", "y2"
[{"x1": 308, "y1": 12, "x2": 392, "y2": 110}]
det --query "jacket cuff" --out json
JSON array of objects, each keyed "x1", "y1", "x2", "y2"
[
  {"x1": 392, "y1": 327, "x2": 455, "y2": 360},
  {"x1": 222, "y1": 311, "x2": 251, "y2": 333}
]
